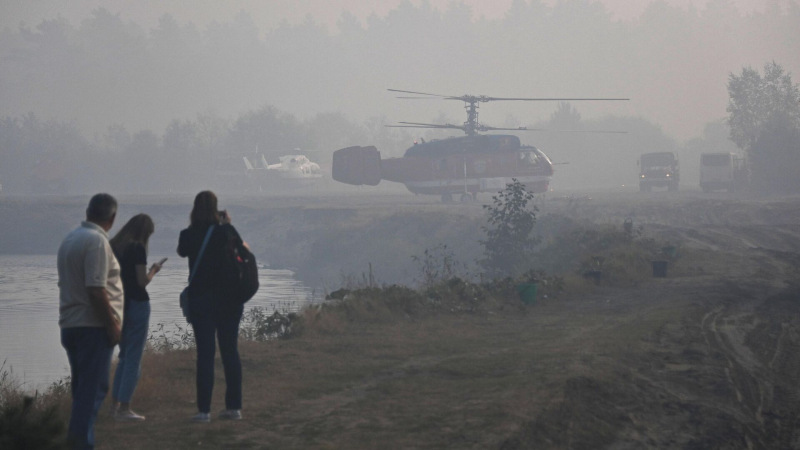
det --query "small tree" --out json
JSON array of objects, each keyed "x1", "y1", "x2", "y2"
[
  {"x1": 480, "y1": 179, "x2": 540, "y2": 278},
  {"x1": 727, "y1": 62, "x2": 800, "y2": 151}
]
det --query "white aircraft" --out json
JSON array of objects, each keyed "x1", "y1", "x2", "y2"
[{"x1": 243, "y1": 152, "x2": 322, "y2": 188}]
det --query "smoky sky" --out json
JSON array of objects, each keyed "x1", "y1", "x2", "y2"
[
  {"x1": 0, "y1": 0, "x2": 797, "y2": 140},
  {"x1": 0, "y1": 1, "x2": 784, "y2": 28}
]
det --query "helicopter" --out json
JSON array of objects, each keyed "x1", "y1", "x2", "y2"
[
  {"x1": 238, "y1": 146, "x2": 322, "y2": 192},
  {"x1": 244, "y1": 152, "x2": 322, "y2": 181},
  {"x1": 332, "y1": 89, "x2": 628, "y2": 202}
]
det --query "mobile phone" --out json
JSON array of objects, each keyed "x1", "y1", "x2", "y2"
[{"x1": 158, "y1": 258, "x2": 168, "y2": 265}]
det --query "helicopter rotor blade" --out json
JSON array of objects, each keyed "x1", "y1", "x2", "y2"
[
  {"x1": 395, "y1": 96, "x2": 448, "y2": 100},
  {"x1": 390, "y1": 89, "x2": 629, "y2": 103},
  {"x1": 477, "y1": 125, "x2": 547, "y2": 132},
  {"x1": 398, "y1": 121, "x2": 447, "y2": 126},
  {"x1": 388, "y1": 88, "x2": 630, "y2": 136},
  {"x1": 387, "y1": 89, "x2": 454, "y2": 98},
  {"x1": 398, "y1": 121, "x2": 464, "y2": 128},
  {"x1": 477, "y1": 124, "x2": 627, "y2": 134},
  {"x1": 545, "y1": 129, "x2": 628, "y2": 134},
  {"x1": 396, "y1": 95, "x2": 474, "y2": 102},
  {"x1": 482, "y1": 97, "x2": 630, "y2": 102},
  {"x1": 387, "y1": 122, "x2": 466, "y2": 130},
  {"x1": 386, "y1": 125, "x2": 458, "y2": 129}
]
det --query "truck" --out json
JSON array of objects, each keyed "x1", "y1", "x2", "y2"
[
  {"x1": 638, "y1": 152, "x2": 679, "y2": 192},
  {"x1": 699, "y1": 152, "x2": 747, "y2": 192}
]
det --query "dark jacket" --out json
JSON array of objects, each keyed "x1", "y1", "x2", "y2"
[{"x1": 177, "y1": 223, "x2": 241, "y2": 314}]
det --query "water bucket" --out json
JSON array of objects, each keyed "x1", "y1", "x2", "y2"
[
  {"x1": 662, "y1": 246, "x2": 677, "y2": 257},
  {"x1": 516, "y1": 283, "x2": 538, "y2": 305},
  {"x1": 652, "y1": 260, "x2": 668, "y2": 278}
]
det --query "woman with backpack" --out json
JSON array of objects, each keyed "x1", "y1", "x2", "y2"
[
  {"x1": 109, "y1": 213, "x2": 163, "y2": 421},
  {"x1": 178, "y1": 191, "x2": 248, "y2": 423}
]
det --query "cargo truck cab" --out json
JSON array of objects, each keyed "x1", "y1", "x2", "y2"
[{"x1": 638, "y1": 152, "x2": 679, "y2": 192}]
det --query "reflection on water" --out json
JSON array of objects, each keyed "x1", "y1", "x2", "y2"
[{"x1": 0, "y1": 255, "x2": 314, "y2": 388}]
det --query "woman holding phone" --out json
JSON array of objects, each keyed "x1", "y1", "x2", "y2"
[
  {"x1": 177, "y1": 191, "x2": 245, "y2": 423},
  {"x1": 109, "y1": 213, "x2": 163, "y2": 421}
]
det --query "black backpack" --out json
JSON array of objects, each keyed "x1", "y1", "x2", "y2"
[{"x1": 222, "y1": 234, "x2": 260, "y2": 304}]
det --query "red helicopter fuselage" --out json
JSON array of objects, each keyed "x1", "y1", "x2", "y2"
[{"x1": 332, "y1": 134, "x2": 553, "y2": 199}]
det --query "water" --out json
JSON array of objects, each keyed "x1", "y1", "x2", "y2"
[{"x1": 0, "y1": 254, "x2": 314, "y2": 388}]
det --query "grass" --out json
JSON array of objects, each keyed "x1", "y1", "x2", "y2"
[
  {"x1": 2, "y1": 266, "x2": 787, "y2": 448},
  {"x1": 99, "y1": 314, "x2": 568, "y2": 449},
  {"x1": 90, "y1": 267, "x2": 705, "y2": 449},
  {"x1": 0, "y1": 361, "x2": 71, "y2": 449},
  {"x1": 0, "y1": 221, "x2": 698, "y2": 449}
]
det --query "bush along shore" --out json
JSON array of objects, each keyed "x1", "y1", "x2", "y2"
[{"x1": 2, "y1": 181, "x2": 701, "y2": 449}]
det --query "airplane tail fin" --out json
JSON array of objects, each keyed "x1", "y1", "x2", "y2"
[
  {"x1": 332, "y1": 146, "x2": 381, "y2": 186},
  {"x1": 243, "y1": 156, "x2": 255, "y2": 171}
]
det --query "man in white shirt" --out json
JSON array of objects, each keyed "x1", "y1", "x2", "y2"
[{"x1": 58, "y1": 193, "x2": 123, "y2": 450}]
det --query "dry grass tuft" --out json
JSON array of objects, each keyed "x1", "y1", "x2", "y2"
[{"x1": 0, "y1": 361, "x2": 72, "y2": 449}]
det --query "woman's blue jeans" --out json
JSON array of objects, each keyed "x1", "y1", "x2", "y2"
[{"x1": 112, "y1": 300, "x2": 151, "y2": 403}]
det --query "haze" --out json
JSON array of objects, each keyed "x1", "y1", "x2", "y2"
[
  {"x1": 0, "y1": 0, "x2": 784, "y2": 27},
  {"x1": 1, "y1": 0, "x2": 797, "y2": 138},
  {"x1": 2, "y1": 3, "x2": 800, "y2": 448},
  {"x1": 0, "y1": 0, "x2": 797, "y2": 193}
]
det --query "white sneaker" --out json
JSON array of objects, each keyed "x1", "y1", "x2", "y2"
[
  {"x1": 115, "y1": 410, "x2": 145, "y2": 422},
  {"x1": 218, "y1": 409, "x2": 242, "y2": 420},
  {"x1": 191, "y1": 412, "x2": 211, "y2": 423}
]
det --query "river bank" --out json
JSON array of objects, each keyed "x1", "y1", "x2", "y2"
[{"x1": 3, "y1": 191, "x2": 799, "y2": 289}]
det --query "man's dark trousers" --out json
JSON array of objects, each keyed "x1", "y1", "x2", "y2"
[{"x1": 61, "y1": 327, "x2": 113, "y2": 450}]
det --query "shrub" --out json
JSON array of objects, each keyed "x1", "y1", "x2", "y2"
[
  {"x1": 147, "y1": 321, "x2": 196, "y2": 352},
  {"x1": 0, "y1": 396, "x2": 69, "y2": 450},
  {"x1": 480, "y1": 179, "x2": 541, "y2": 278},
  {"x1": 0, "y1": 363, "x2": 70, "y2": 450},
  {"x1": 534, "y1": 219, "x2": 660, "y2": 283},
  {"x1": 239, "y1": 308, "x2": 304, "y2": 341},
  {"x1": 412, "y1": 244, "x2": 464, "y2": 287}
]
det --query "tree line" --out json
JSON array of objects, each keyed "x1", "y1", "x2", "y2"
[
  {"x1": 727, "y1": 62, "x2": 800, "y2": 194},
  {"x1": 0, "y1": 106, "x2": 417, "y2": 194}
]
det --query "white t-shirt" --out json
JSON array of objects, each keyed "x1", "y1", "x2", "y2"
[{"x1": 57, "y1": 221, "x2": 124, "y2": 328}]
